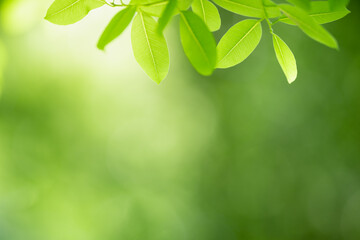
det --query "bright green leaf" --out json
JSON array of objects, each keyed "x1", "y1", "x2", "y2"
[
  {"x1": 139, "y1": 1, "x2": 168, "y2": 17},
  {"x1": 329, "y1": 0, "x2": 350, "y2": 10},
  {"x1": 139, "y1": 0, "x2": 188, "y2": 17},
  {"x1": 180, "y1": 11, "x2": 216, "y2": 76},
  {"x1": 212, "y1": 0, "x2": 280, "y2": 18},
  {"x1": 131, "y1": 0, "x2": 161, "y2": 4},
  {"x1": 286, "y1": 0, "x2": 310, "y2": 10},
  {"x1": 97, "y1": 6, "x2": 136, "y2": 51},
  {"x1": 192, "y1": 0, "x2": 221, "y2": 32},
  {"x1": 272, "y1": 33, "x2": 297, "y2": 84},
  {"x1": 279, "y1": 1, "x2": 350, "y2": 25},
  {"x1": 45, "y1": 0, "x2": 105, "y2": 25},
  {"x1": 157, "y1": 0, "x2": 177, "y2": 33},
  {"x1": 216, "y1": 19, "x2": 262, "y2": 69},
  {"x1": 131, "y1": 11, "x2": 170, "y2": 84},
  {"x1": 178, "y1": 0, "x2": 193, "y2": 10},
  {"x1": 279, "y1": 4, "x2": 338, "y2": 49}
]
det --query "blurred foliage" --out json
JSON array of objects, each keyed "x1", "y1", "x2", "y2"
[{"x1": 0, "y1": 0, "x2": 360, "y2": 240}]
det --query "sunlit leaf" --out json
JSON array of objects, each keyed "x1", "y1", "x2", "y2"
[
  {"x1": 97, "y1": 6, "x2": 136, "y2": 50},
  {"x1": 272, "y1": 33, "x2": 297, "y2": 84},
  {"x1": 279, "y1": 1, "x2": 350, "y2": 25},
  {"x1": 139, "y1": 1, "x2": 168, "y2": 17},
  {"x1": 157, "y1": 0, "x2": 177, "y2": 33},
  {"x1": 216, "y1": 19, "x2": 262, "y2": 69},
  {"x1": 279, "y1": 4, "x2": 338, "y2": 49},
  {"x1": 45, "y1": 0, "x2": 105, "y2": 25},
  {"x1": 329, "y1": 0, "x2": 350, "y2": 10},
  {"x1": 131, "y1": 11, "x2": 170, "y2": 83},
  {"x1": 192, "y1": 0, "x2": 221, "y2": 32},
  {"x1": 178, "y1": 0, "x2": 193, "y2": 10},
  {"x1": 212, "y1": 0, "x2": 280, "y2": 18},
  {"x1": 286, "y1": 0, "x2": 310, "y2": 10},
  {"x1": 180, "y1": 10, "x2": 216, "y2": 75}
]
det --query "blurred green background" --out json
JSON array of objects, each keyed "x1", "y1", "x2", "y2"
[{"x1": 1, "y1": 1, "x2": 360, "y2": 239}]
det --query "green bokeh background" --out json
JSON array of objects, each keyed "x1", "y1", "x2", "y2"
[{"x1": 0, "y1": 1, "x2": 360, "y2": 239}]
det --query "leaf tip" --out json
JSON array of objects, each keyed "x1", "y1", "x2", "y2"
[
  {"x1": 44, "y1": 13, "x2": 51, "y2": 22},
  {"x1": 153, "y1": 77, "x2": 163, "y2": 85},
  {"x1": 287, "y1": 75, "x2": 297, "y2": 84},
  {"x1": 331, "y1": 40, "x2": 339, "y2": 50},
  {"x1": 97, "y1": 43, "x2": 105, "y2": 51}
]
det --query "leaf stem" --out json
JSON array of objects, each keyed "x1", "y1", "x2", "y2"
[{"x1": 261, "y1": 0, "x2": 274, "y2": 34}]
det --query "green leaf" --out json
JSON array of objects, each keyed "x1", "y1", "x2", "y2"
[
  {"x1": 157, "y1": 0, "x2": 177, "y2": 33},
  {"x1": 279, "y1": 1, "x2": 350, "y2": 25},
  {"x1": 216, "y1": 19, "x2": 262, "y2": 69},
  {"x1": 131, "y1": 0, "x2": 161, "y2": 3},
  {"x1": 139, "y1": 1, "x2": 168, "y2": 17},
  {"x1": 179, "y1": 10, "x2": 216, "y2": 75},
  {"x1": 45, "y1": 0, "x2": 105, "y2": 25},
  {"x1": 212, "y1": 0, "x2": 280, "y2": 18},
  {"x1": 309, "y1": 1, "x2": 350, "y2": 24},
  {"x1": 279, "y1": 4, "x2": 338, "y2": 49},
  {"x1": 97, "y1": 6, "x2": 136, "y2": 51},
  {"x1": 329, "y1": 0, "x2": 350, "y2": 10},
  {"x1": 286, "y1": 0, "x2": 310, "y2": 10},
  {"x1": 178, "y1": 0, "x2": 193, "y2": 10},
  {"x1": 192, "y1": 0, "x2": 221, "y2": 32},
  {"x1": 131, "y1": 11, "x2": 170, "y2": 84},
  {"x1": 272, "y1": 33, "x2": 297, "y2": 84},
  {"x1": 139, "y1": 0, "x2": 189, "y2": 17}
]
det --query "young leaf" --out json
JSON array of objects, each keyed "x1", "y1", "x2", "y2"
[
  {"x1": 131, "y1": 0, "x2": 162, "y2": 3},
  {"x1": 286, "y1": 0, "x2": 310, "y2": 10},
  {"x1": 279, "y1": 1, "x2": 350, "y2": 25},
  {"x1": 157, "y1": 0, "x2": 177, "y2": 33},
  {"x1": 139, "y1": 1, "x2": 169, "y2": 17},
  {"x1": 179, "y1": 11, "x2": 216, "y2": 76},
  {"x1": 178, "y1": 0, "x2": 194, "y2": 10},
  {"x1": 309, "y1": 1, "x2": 350, "y2": 24},
  {"x1": 192, "y1": 0, "x2": 221, "y2": 32},
  {"x1": 272, "y1": 33, "x2": 297, "y2": 84},
  {"x1": 329, "y1": 0, "x2": 350, "y2": 10},
  {"x1": 279, "y1": 4, "x2": 338, "y2": 49},
  {"x1": 97, "y1": 6, "x2": 136, "y2": 50},
  {"x1": 45, "y1": 0, "x2": 105, "y2": 25},
  {"x1": 131, "y1": 11, "x2": 170, "y2": 84},
  {"x1": 216, "y1": 19, "x2": 262, "y2": 69},
  {"x1": 212, "y1": 0, "x2": 280, "y2": 18}
]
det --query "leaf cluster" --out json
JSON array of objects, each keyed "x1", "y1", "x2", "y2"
[{"x1": 45, "y1": 0, "x2": 350, "y2": 84}]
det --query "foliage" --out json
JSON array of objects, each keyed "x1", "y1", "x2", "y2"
[{"x1": 45, "y1": 0, "x2": 350, "y2": 84}]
